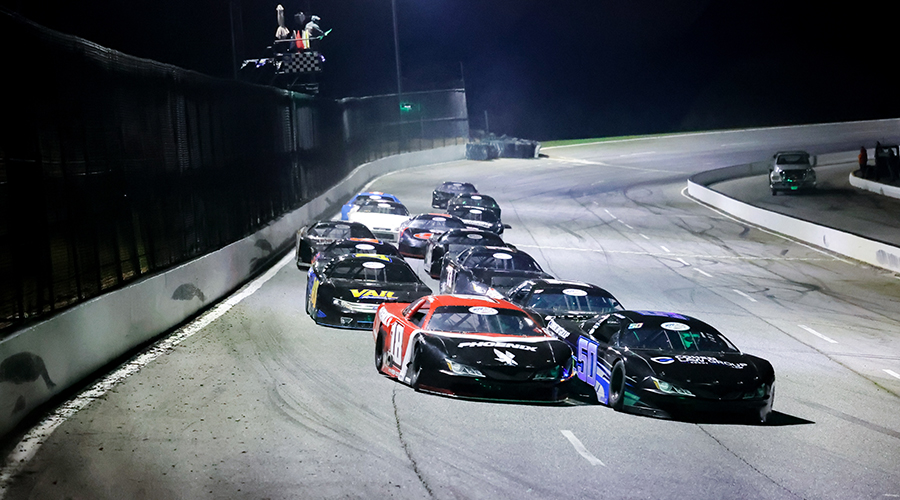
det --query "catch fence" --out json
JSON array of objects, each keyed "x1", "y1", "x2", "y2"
[{"x1": 0, "y1": 12, "x2": 468, "y2": 335}]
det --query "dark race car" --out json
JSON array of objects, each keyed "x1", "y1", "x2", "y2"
[
  {"x1": 506, "y1": 279, "x2": 624, "y2": 325},
  {"x1": 439, "y1": 246, "x2": 553, "y2": 296},
  {"x1": 310, "y1": 238, "x2": 402, "y2": 274},
  {"x1": 432, "y1": 181, "x2": 477, "y2": 209},
  {"x1": 446, "y1": 204, "x2": 510, "y2": 235},
  {"x1": 397, "y1": 213, "x2": 468, "y2": 258},
  {"x1": 447, "y1": 193, "x2": 501, "y2": 218},
  {"x1": 296, "y1": 221, "x2": 376, "y2": 267},
  {"x1": 341, "y1": 191, "x2": 402, "y2": 220},
  {"x1": 423, "y1": 228, "x2": 510, "y2": 279},
  {"x1": 546, "y1": 311, "x2": 775, "y2": 423},
  {"x1": 306, "y1": 254, "x2": 432, "y2": 330},
  {"x1": 373, "y1": 294, "x2": 576, "y2": 402}
]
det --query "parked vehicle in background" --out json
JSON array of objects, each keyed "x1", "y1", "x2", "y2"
[{"x1": 769, "y1": 151, "x2": 816, "y2": 195}]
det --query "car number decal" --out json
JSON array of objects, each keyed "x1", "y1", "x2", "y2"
[
  {"x1": 362, "y1": 261, "x2": 386, "y2": 269},
  {"x1": 562, "y1": 288, "x2": 588, "y2": 296},
  {"x1": 469, "y1": 306, "x2": 498, "y2": 315},
  {"x1": 661, "y1": 322, "x2": 690, "y2": 331},
  {"x1": 390, "y1": 322, "x2": 405, "y2": 366}
]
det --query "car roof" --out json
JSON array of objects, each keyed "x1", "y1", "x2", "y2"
[
  {"x1": 312, "y1": 220, "x2": 367, "y2": 228},
  {"x1": 425, "y1": 294, "x2": 520, "y2": 310},
  {"x1": 526, "y1": 279, "x2": 614, "y2": 293},
  {"x1": 411, "y1": 212, "x2": 463, "y2": 221},
  {"x1": 437, "y1": 181, "x2": 476, "y2": 190}
]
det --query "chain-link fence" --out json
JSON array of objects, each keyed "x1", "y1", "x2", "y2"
[{"x1": 0, "y1": 12, "x2": 468, "y2": 336}]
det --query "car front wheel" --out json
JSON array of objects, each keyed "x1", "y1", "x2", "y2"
[{"x1": 608, "y1": 360, "x2": 626, "y2": 411}]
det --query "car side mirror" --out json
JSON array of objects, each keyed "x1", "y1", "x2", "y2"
[
  {"x1": 503, "y1": 224, "x2": 512, "y2": 229},
  {"x1": 810, "y1": 155, "x2": 817, "y2": 167}
]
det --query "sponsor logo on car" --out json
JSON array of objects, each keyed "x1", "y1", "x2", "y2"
[
  {"x1": 675, "y1": 355, "x2": 748, "y2": 369},
  {"x1": 494, "y1": 349, "x2": 517, "y2": 366},
  {"x1": 457, "y1": 341, "x2": 538, "y2": 352},
  {"x1": 351, "y1": 289, "x2": 396, "y2": 299}
]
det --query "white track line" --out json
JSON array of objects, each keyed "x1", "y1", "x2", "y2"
[
  {"x1": 732, "y1": 289, "x2": 757, "y2": 302},
  {"x1": 694, "y1": 268, "x2": 713, "y2": 278},
  {"x1": 560, "y1": 430, "x2": 606, "y2": 467},
  {"x1": 883, "y1": 369, "x2": 900, "y2": 381},
  {"x1": 0, "y1": 253, "x2": 293, "y2": 498},
  {"x1": 660, "y1": 246, "x2": 671, "y2": 253},
  {"x1": 798, "y1": 325, "x2": 838, "y2": 344}
]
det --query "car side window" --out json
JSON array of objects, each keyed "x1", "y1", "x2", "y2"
[
  {"x1": 592, "y1": 317, "x2": 621, "y2": 343},
  {"x1": 404, "y1": 298, "x2": 430, "y2": 327}
]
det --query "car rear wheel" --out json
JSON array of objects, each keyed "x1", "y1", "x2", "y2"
[{"x1": 608, "y1": 360, "x2": 626, "y2": 411}]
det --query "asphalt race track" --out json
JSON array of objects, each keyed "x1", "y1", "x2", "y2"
[{"x1": 3, "y1": 125, "x2": 900, "y2": 499}]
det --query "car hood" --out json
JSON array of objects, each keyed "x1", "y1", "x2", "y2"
[
  {"x1": 330, "y1": 280, "x2": 431, "y2": 303},
  {"x1": 427, "y1": 334, "x2": 571, "y2": 370},
  {"x1": 642, "y1": 352, "x2": 771, "y2": 393}
]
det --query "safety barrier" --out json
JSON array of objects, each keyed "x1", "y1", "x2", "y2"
[
  {"x1": 687, "y1": 152, "x2": 900, "y2": 274},
  {"x1": 0, "y1": 144, "x2": 464, "y2": 439}
]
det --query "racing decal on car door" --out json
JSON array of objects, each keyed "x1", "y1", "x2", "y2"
[
  {"x1": 577, "y1": 336, "x2": 610, "y2": 405},
  {"x1": 389, "y1": 321, "x2": 405, "y2": 366},
  {"x1": 308, "y1": 278, "x2": 319, "y2": 308}
]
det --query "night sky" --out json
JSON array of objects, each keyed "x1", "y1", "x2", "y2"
[{"x1": 4, "y1": 1, "x2": 899, "y2": 140}]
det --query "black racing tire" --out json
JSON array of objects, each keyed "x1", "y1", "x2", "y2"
[
  {"x1": 408, "y1": 344, "x2": 423, "y2": 390},
  {"x1": 375, "y1": 331, "x2": 386, "y2": 372},
  {"x1": 771, "y1": 189, "x2": 777, "y2": 196},
  {"x1": 756, "y1": 385, "x2": 775, "y2": 425},
  {"x1": 608, "y1": 360, "x2": 626, "y2": 411}
]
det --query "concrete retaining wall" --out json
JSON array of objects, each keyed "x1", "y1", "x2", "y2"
[
  {"x1": 0, "y1": 145, "x2": 464, "y2": 438},
  {"x1": 687, "y1": 151, "x2": 900, "y2": 274},
  {"x1": 848, "y1": 170, "x2": 900, "y2": 200}
]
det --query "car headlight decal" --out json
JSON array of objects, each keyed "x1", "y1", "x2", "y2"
[
  {"x1": 650, "y1": 377, "x2": 694, "y2": 396},
  {"x1": 445, "y1": 359, "x2": 485, "y2": 377}
]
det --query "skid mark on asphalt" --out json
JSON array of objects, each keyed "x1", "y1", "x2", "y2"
[
  {"x1": 511, "y1": 243, "x2": 831, "y2": 262},
  {"x1": 392, "y1": 388, "x2": 435, "y2": 498},
  {"x1": 799, "y1": 400, "x2": 900, "y2": 441},
  {"x1": 560, "y1": 430, "x2": 605, "y2": 466}
]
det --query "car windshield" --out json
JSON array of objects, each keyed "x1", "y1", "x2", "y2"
[
  {"x1": 776, "y1": 154, "x2": 810, "y2": 165},
  {"x1": 440, "y1": 183, "x2": 475, "y2": 193},
  {"x1": 526, "y1": 289, "x2": 622, "y2": 314},
  {"x1": 327, "y1": 260, "x2": 419, "y2": 283},
  {"x1": 411, "y1": 217, "x2": 467, "y2": 230},
  {"x1": 454, "y1": 196, "x2": 497, "y2": 208},
  {"x1": 425, "y1": 305, "x2": 544, "y2": 336},
  {"x1": 463, "y1": 251, "x2": 541, "y2": 271},
  {"x1": 445, "y1": 232, "x2": 504, "y2": 246},
  {"x1": 449, "y1": 207, "x2": 499, "y2": 222},
  {"x1": 358, "y1": 202, "x2": 409, "y2": 216},
  {"x1": 309, "y1": 224, "x2": 370, "y2": 239},
  {"x1": 353, "y1": 194, "x2": 387, "y2": 206},
  {"x1": 619, "y1": 323, "x2": 739, "y2": 353}
]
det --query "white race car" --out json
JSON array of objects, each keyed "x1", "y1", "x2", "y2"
[{"x1": 348, "y1": 199, "x2": 410, "y2": 242}]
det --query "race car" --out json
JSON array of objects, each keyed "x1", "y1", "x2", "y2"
[
  {"x1": 446, "y1": 204, "x2": 509, "y2": 235},
  {"x1": 505, "y1": 279, "x2": 624, "y2": 325},
  {"x1": 397, "y1": 213, "x2": 468, "y2": 258},
  {"x1": 546, "y1": 311, "x2": 775, "y2": 423},
  {"x1": 341, "y1": 191, "x2": 402, "y2": 220},
  {"x1": 432, "y1": 181, "x2": 477, "y2": 209},
  {"x1": 439, "y1": 246, "x2": 553, "y2": 295},
  {"x1": 423, "y1": 228, "x2": 510, "y2": 279},
  {"x1": 305, "y1": 254, "x2": 432, "y2": 330},
  {"x1": 347, "y1": 199, "x2": 411, "y2": 241},
  {"x1": 373, "y1": 294, "x2": 576, "y2": 401},
  {"x1": 310, "y1": 238, "x2": 402, "y2": 274},
  {"x1": 296, "y1": 221, "x2": 376, "y2": 267},
  {"x1": 446, "y1": 193, "x2": 501, "y2": 218}
]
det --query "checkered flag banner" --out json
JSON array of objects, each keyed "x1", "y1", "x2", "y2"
[{"x1": 277, "y1": 52, "x2": 323, "y2": 74}]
